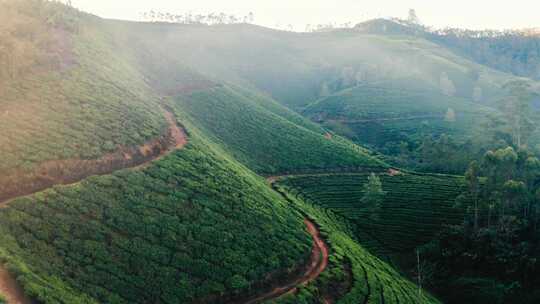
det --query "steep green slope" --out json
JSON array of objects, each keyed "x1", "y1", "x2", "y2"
[
  {"x1": 303, "y1": 82, "x2": 493, "y2": 160},
  {"x1": 0, "y1": 1, "x2": 168, "y2": 174},
  {"x1": 280, "y1": 172, "x2": 465, "y2": 256},
  {"x1": 109, "y1": 20, "x2": 525, "y2": 111},
  {"x1": 0, "y1": 4, "x2": 476, "y2": 303},
  {"x1": 0, "y1": 129, "x2": 312, "y2": 303},
  {"x1": 174, "y1": 85, "x2": 386, "y2": 174},
  {"x1": 272, "y1": 184, "x2": 441, "y2": 304},
  {"x1": 0, "y1": 91, "x2": 438, "y2": 304}
]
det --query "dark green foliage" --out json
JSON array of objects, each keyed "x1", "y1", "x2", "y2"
[
  {"x1": 175, "y1": 85, "x2": 385, "y2": 174},
  {"x1": 0, "y1": 138, "x2": 311, "y2": 303},
  {"x1": 421, "y1": 223, "x2": 540, "y2": 304},
  {"x1": 421, "y1": 146, "x2": 540, "y2": 303},
  {"x1": 0, "y1": 1, "x2": 167, "y2": 172},
  {"x1": 303, "y1": 82, "x2": 497, "y2": 174},
  {"x1": 281, "y1": 172, "x2": 466, "y2": 255},
  {"x1": 272, "y1": 185, "x2": 441, "y2": 304}
]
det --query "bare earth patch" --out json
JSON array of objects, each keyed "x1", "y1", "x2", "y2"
[
  {"x1": 0, "y1": 267, "x2": 34, "y2": 304},
  {"x1": 0, "y1": 108, "x2": 187, "y2": 206},
  {"x1": 240, "y1": 218, "x2": 329, "y2": 304}
]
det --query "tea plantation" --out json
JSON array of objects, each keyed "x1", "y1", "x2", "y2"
[
  {"x1": 280, "y1": 172, "x2": 466, "y2": 255},
  {"x1": 175, "y1": 85, "x2": 386, "y2": 174},
  {"x1": 0, "y1": 134, "x2": 313, "y2": 303},
  {"x1": 303, "y1": 82, "x2": 492, "y2": 150},
  {"x1": 0, "y1": 1, "x2": 167, "y2": 173},
  {"x1": 272, "y1": 185, "x2": 441, "y2": 304}
]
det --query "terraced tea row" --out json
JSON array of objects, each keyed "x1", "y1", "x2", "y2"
[
  {"x1": 280, "y1": 172, "x2": 466, "y2": 254},
  {"x1": 0, "y1": 137, "x2": 313, "y2": 303},
  {"x1": 303, "y1": 83, "x2": 492, "y2": 157},
  {"x1": 0, "y1": 2, "x2": 168, "y2": 173},
  {"x1": 174, "y1": 85, "x2": 386, "y2": 175},
  {"x1": 273, "y1": 185, "x2": 441, "y2": 304}
]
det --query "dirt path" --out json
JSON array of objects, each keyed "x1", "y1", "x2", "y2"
[
  {"x1": 0, "y1": 267, "x2": 34, "y2": 304},
  {"x1": 241, "y1": 218, "x2": 329, "y2": 304},
  {"x1": 0, "y1": 108, "x2": 187, "y2": 207},
  {"x1": 0, "y1": 108, "x2": 187, "y2": 303},
  {"x1": 266, "y1": 167, "x2": 400, "y2": 185},
  {"x1": 322, "y1": 114, "x2": 444, "y2": 124}
]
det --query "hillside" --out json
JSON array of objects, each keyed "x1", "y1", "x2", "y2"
[
  {"x1": 10, "y1": 1, "x2": 540, "y2": 303},
  {"x1": 99, "y1": 18, "x2": 529, "y2": 112},
  {"x1": 279, "y1": 172, "x2": 466, "y2": 257},
  {"x1": 0, "y1": 2, "x2": 444, "y2": 303},
  {"x1": 0, "y1": 134, "x2": 313, "y2": 303},
  {"x1": 174, "y1": 85, "x2": 385, "y2": 174},
  {"x1": 302, "y1": 81, "x2": 495, "y2": 171},
  {"x1": 0, "y1": 2, "x2": 168, "y2": 172},
  {"x1": 355, "y1": 19, "x2": 540, "y2": 81},
  {"x1": 272, "y1": 184, "x2": 441, "y2": 304}
]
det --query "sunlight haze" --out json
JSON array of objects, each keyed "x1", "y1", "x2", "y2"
[
  {"x1": 70, "y1": 0, "x2": 540, "y2": 31},
  {"x1": 4, "y1": 1, "x2": 540, "y2": 303}
]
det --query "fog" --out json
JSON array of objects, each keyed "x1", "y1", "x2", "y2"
[{"x1": 70, "y1": 0, "x2": 540, "y2": 31}]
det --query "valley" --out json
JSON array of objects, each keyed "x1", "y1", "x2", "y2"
[{"x1": 1, "y1": 1, "x2": 540, "y2": 303}]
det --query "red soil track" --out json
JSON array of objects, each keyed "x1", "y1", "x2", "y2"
[
  {"x1": 0, "y1": 109, "x2": 187, "y2": 206},
  {"x1": 241, "y1": 218, "x2": 329, "y2": 304},
  {"x1": 0, "y1": 108, "x2": 187, "y2": 303},
  {"x1": 0, "y1": 105, "x2": 330, "y2": 303},
  {"x1": 0, "y1": 267, "x2": 34, "y2": 304}
]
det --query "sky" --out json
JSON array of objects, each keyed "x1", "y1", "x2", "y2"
[{"x1": 70, "y1": 0, "x2": 540, "y2": 31}]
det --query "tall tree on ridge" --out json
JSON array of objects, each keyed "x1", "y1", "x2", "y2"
[
  {"x1": 361, "y1": 173, "x2": 386, "y2": 219},
  {"x1": 499, "y1": 80, "x2": 536, "y2": 148}
]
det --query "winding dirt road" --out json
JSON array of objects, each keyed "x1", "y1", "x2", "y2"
[
  {"x1": 240, "y1": 218, "x2": 329, "y2": 304},
  {"x1": 0, "y1": 108, "x2": 187, "y2": 303},
  {"x1": 0, "y1": 109, "x2": 187, "y2": 206},
  {"x1": 0, "y1": 107, "x2": 331, "y2": 303},
  {"x1": 0, "y1": 268, "x2": 33, "y2": 304}
]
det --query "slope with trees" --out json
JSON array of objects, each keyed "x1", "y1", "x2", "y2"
[
  {"x1": 303, "y1": 81, "x2": 495, "y2": 173},
  {"x1": 272, "y1": 183, "x2": 441, "y2": 304}
]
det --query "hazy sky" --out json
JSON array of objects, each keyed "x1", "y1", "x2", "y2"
[{"x1": 70, "y1": 0, "x2": 540, "y2": 31}]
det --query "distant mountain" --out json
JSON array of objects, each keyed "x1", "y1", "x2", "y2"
[{"x1": 355, "y1": 18, "x2": 540, "y2": 80}]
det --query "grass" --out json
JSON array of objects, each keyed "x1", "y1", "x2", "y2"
[{"x1": 280, "y1": 172, "x2": 466, "y2": 256}]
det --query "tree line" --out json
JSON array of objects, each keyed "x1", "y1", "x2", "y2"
[
  {"x1": 140, "y1": 11, "x2": 254, "y2": 25},
  {"x1": 417, "y1": 81, "x2": 540, "y2": 303}
]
